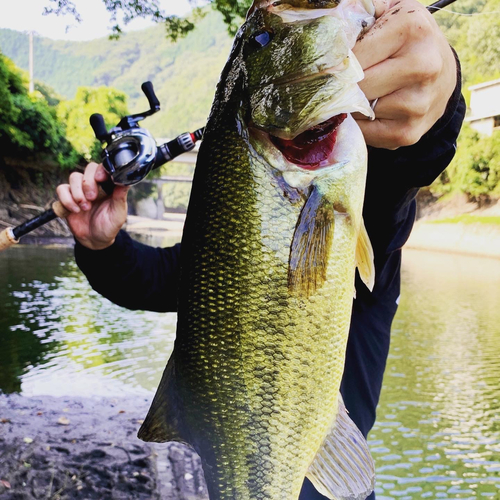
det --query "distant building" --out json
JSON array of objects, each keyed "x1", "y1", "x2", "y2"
[{"x1": 466, "y1": 79, "x2": 500, "y2": 136}]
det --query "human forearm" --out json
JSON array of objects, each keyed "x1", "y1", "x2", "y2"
[{"x1": 75, "y1": 230, "x2": 181, "y2": 313}]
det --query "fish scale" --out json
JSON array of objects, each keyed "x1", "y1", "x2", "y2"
[{"x1": 139, "y1": 1, "x2": 376, "y2": 498}]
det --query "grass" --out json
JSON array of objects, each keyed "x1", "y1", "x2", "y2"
[{"x1": 430, "y1": 214, "x2": 500, "y2": 226}]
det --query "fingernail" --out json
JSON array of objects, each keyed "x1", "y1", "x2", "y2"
[
  {"x1": 73, "y1": 206, "x2": 81, "y2": 214},
  {"x1": 81, "y1": 203, "x2": 90, "y2": 211}
]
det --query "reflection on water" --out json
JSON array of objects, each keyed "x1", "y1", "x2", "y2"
[
  {"x1": 371, "y1": 249, "x2": 500, "y2": 499},
  {"x1": 0, "y1": 246, "x2": 176, "y2": 397},
  {"x1": 0, "y1": 246, "x2": 499, "y2": 497}
]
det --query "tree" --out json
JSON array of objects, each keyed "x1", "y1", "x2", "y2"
[
  {"x1": 0, "y1": 53, "x2": 78, "y2": 168},
  {"x1": 431, "y1": 124, "x2": 500, "y2": 200},
  {"x1": 57, "y1": 86, "x2": 129, "y2": 161},
  {"x1": 43, "y1": 0, "x2": 252, "y2": 40}
]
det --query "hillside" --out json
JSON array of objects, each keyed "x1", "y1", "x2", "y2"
[
  {"x1": 2, "y1": 1, "x2": 500, "y2": 133},
  {"x1": 0, "y1": 1, "x2": 499, "y2": 223},
  {"x1": 0, "y1": 11, "x2": 233, "y2": 138}
]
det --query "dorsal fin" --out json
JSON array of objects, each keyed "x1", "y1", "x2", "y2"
[{"x1": 306, "y1": 395, "x2": 375, "y2": 500}]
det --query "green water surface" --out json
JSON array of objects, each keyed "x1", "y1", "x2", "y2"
[{"x1": 0, "y1": 246, "x2": 499, "y2": 498}]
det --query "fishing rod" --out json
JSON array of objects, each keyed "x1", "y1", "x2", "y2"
[
  {"x1": 0, "y1": 81, "x2": 204, "y2": 252},
  {"x1": 0, "y1": 0, "x2": 456, "y2": 252},
  {"x1": 427, "y1": 0, "x2": 458, "y2": 13}
]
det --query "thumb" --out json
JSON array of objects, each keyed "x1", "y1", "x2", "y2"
[{"x1": 112, "y1": 185, "x2": 130, "y2": 203}]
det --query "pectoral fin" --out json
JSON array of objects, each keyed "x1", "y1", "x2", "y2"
[
  {"x1": 355, "y1": 219, "x2": 375, "y2": 292},
  {"x1": 288, "y1": 186, "x2": 335, "y2": 298},
  {"x1": 138, "y1": 358, "x2": 186, "y2": 444},
  {"x1": 306, "y1": 395, "x2": 375, "y2": 500}
]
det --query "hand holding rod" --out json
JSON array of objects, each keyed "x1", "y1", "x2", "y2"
[{"x1": 0, "y1": 81, "x2": 204, "y2": 252}]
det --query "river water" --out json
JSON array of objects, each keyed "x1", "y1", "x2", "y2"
[{"x1": 0, "y1": 246, "x2": 499, "y2": 498}]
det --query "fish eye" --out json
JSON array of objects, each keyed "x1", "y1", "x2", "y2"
[{"x1": 249, "y1": 29, "x2": 274, "y2": 49}]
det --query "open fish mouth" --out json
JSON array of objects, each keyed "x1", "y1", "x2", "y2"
[{"x1": 268, "y1": 113, "x2": 347, "y2": 170}]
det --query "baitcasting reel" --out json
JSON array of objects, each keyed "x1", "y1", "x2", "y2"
[
  {"x1": 90, "y1": 81, "x2": 204, "y2": 187},
  {"x1": 0, "y1": 81, "x2": 204, "y2": 251}
]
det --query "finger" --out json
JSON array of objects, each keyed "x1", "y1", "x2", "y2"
[
  {"x1": 372, "y1": 0, "x2": 390, "y2": 18},
  {"x1": 354, "y1": 11, "x2": 405, "y2": 70},
  {"x1": 356, "y1": 100, "x2": 429, "y2": 149},
  {"x1": 56, "y1": 184, "x2": 81, "y2": 214},
  {"x1": 82, "y1": 163, "x2": 100, "y2": 201},
  {"x1": 356, "y1": 118, "x2": 401, "y2": 150},
  {"x1": 354, "y1": 2, "x2": 430, "y2": 71},
  {"x1": 94, "y1": 164, "x2": 110, "y2": 184},
  {"x1": 358, "y1": 51, "x2": 437, "y2": 102},
  {"x1": 69, "y1": 172, "x2": 90, "y2": 211},
  {"x1": 380, "y1": 86, "x2": 436, "y2": 121}
]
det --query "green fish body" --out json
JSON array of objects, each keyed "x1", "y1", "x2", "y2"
[{"x1": 139, "y1": 2, "x2": 377, "y2": 499}]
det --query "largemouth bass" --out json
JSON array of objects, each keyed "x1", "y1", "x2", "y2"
[{"x1": 139, "y1": 1, "x2": 377, "y2": 498}]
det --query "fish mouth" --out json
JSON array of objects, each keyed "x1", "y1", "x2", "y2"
[{"x1": 269, "y1": 113, "x2": 347, "y2": 170}]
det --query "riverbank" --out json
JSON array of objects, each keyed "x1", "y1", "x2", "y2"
[
  {"x1": 0, "y1": 394, "x2": 207, "y2": 500},
  {"x1": 406, "y1": 218, "x2": 500, "y2": 259},
  {"x1": 407, "y1": 195, "x2": 500, "y2": 259},
  {"x1": 2, "y1": 188, "x2": 500, "y2": 260},
  {"x1": 126, "y1": 205, "x2": 500, "y2": 260}
]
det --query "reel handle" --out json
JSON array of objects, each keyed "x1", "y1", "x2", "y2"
[
  {"x1": 141, "y1": 82, "x2": 160, "y2": 113},
  {"x1": 90, "y1": 113, "x2": 109, "y2": 142}
]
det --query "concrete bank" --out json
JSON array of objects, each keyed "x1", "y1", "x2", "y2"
[{"x1": 406, "y1": 221, "x2": 500, "y2": 259}]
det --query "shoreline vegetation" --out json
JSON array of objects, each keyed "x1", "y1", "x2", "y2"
[
  {"x1": 2, "y1": 196, "x2": 499, "y2": 260},
  {"x1": 407, "y1": 195, "x2": 500, "y2": 259}
]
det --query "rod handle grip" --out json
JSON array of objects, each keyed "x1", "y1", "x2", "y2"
[{"x1": 0, "y1": 228, "x2": 18, "y2": 251}]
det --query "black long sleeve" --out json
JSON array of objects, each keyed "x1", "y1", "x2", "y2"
[
  {"x1": 340, "y1": 69, "x2": 466, "y2": 438},
  {"x1": 360, "y1": 67, "x2": 466, "y2": 305},
  {"x1": 75, "y1": 230, "x2": 181, "y2": 312}
]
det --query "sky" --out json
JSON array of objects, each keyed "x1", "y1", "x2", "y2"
[{"x1": 0, "y1": 0, "x2": 194, "y2": 41}]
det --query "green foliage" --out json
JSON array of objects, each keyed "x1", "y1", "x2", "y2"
[
  {"x1": 209, "y1": 0, "x2": 252, "y2": 35},
  {"x1": 0, "y1": 56, "x2": 20, "y2": 140},
  {"x1": 1, "y1": 2, "x2": 500, "y2": 201},
  {"x1": 0, "y1": 53, "x2": 79, "y2": 168},
  {"x1": 41, "y1": 0, "x2": 250, "y2": 39},
  {"x1": 432, "y1": 0, "x2": 500, "y2": 104},
  {"x1": 162, "y1": 182, "x2": 193, "y2": 212},
  {"x1": 35, "y1": 81, "x2": 63, "y2": 107},
  {"x1": 431, "y1": 125, "x2": 500, "y2": 199},
  {"x1": 57, "y1": 86, "x2": 129, "y2": 161}
]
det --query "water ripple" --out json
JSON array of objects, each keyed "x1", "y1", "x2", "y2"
[{"x1": 1, "y1": 246, "x2": 499, "y2": 497}]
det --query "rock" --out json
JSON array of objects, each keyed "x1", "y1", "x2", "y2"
[{"x1": 0, "y1": 394, "x2": 208, "y2": 499}]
